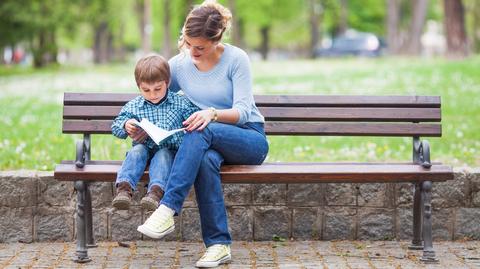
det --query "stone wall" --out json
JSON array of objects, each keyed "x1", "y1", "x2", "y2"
[{"x1": 1, "y1": 169, "x2": 479, "y2": 243}]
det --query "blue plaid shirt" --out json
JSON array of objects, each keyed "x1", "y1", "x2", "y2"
[{"x1": 111, "y1": 91, "x2": 199, "y2": 151}]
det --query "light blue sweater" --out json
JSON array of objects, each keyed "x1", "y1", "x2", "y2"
[{"x1": 168, "y1": 44, "x2": 264, "y2": 125}]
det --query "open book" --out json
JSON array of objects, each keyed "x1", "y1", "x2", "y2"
[{"x1": 134, "y1": 118, "x2": 185, "y2": 145}]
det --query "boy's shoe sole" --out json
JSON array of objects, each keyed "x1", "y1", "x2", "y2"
[
  {"x1": 112, "y1": 196, "x2": 131, "y2": 210},
  {"x1": 137, "y1": 224, "x2": 175, "y2": 239},
  {"x1": 140, "y1": 197, "x2": 159, "y2": 212},
  {"x1": 195, "y1": 254, "x2": 231, "y2": 268}
]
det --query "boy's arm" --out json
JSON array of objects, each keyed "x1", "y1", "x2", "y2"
[
  {"x1": 111, "y1": 105, "x2": 136, "y2": 139},
  {"x1": 181, "y1": 98, "x2": 201, "y2": 121}
]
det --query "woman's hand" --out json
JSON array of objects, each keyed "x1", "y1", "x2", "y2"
[
  {"x1": 125, "y1": 119, "x2": 148, "y2": 142},
  {"x1": 183, "y1": 109, "x2": 215, "y2": 132}
]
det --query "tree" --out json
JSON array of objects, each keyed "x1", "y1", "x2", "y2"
[
  {"x1": 443, "y1": 0, "x2": 468, "y2": 57},
  {"x1": 472, "y1": 0, "x2": 480, "y2": 53},
  {"x1": 228, "y1": 0, "x2": 244, "y2": 48},
  {"x1": 387, "y1": 0, "x2": 401, "y2": 54},
  {"x1": 236, "y1": 0, "x2": 301, "y2": 60},
  {"x1": 309, "y1": 0, "x2": 323, "y2": 58},
  {"x1": 0, "y1": 0, "x2": 82, "y2": 67},
  {"x1": 406, "y1": 0, "x2": 428, "y2": 54},
  {"x1": 162, "y1": 0, "x2": 173, "y2": 58},
  {"x1": 136, "y1": 0, "x2": 152, "y2": 55}
]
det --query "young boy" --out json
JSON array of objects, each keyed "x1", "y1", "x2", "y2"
[{"x1": 111, "y1": 54, "x2": 198, "y2": 211}]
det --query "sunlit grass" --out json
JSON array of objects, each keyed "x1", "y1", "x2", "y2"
[{"x1": 0, "y1": 56, "x2": 479, "y2": 170}]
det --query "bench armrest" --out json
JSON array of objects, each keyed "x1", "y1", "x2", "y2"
[
  {"x1": 75, "y1": 140, "x2": 86, "y2": 168},
  {"x1": 420, "y1": 140, "x2": 431, "y2": 168}
]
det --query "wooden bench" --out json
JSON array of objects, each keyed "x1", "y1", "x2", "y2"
[{"x1": 54, "y1": 93, "x2": 454, "y2": 263}]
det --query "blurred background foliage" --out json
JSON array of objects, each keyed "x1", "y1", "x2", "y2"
[{"x1": 1, "y1": 0, "x2": 479, "y2": 68}]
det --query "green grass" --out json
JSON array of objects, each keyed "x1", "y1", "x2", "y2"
[{"x1": 0, "y1": 56, "x2": 479, "y2": 170}]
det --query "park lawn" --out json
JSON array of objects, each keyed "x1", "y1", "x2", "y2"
[{"x1": 0, "y1": 56, "x2": 479, "y2": 170}]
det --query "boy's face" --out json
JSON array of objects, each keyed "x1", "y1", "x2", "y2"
[{"x1": 139, "y1": 81, "x2": 167, "y2": 104}]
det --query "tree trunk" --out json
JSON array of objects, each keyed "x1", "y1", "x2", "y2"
[
  {"x1": 32, "y1": 30, "x2": 47, "y2": 68},
  {"x1": 444, "y1": 0, "x2": 468, "y2": 58},
  {"x1": 387, "y1": 0, "x2": 401, "y2": 54},
  {"x1": 228, "y1": 0, "x2": 243, "y2": 48},
  {"x1": 406, "y1": 0, "x2": 428, "y2": 55},
  {"x1": 93, "y1": 21, "x2": 109, "y2": 64},
  {"x1": 162, "y1": 0, "x2": 172, "y2": 58},
  {"x1": 309, "y1": 0, "x2": 322, "y2": 58},
  {"x1": 338, "y1": 0, "x2": 348, "y2": 35},
  {"x1": 259, "y1": 26, "x2": 270, "y2": 60},
  {"x1": 32, "y1": 29, "x2": 57, "y2": 68},
  {"x1": 474, "y1": 0, "x2": 480, "y2": 53},
  {"x1": 143, "y1": 0, "x2": 152, "y2": 54},
  {"x1": 136, "y1": 0, "x2": 152, "y2": 55},
  {"x1": 115, "y1": 22, "x2": 127, "y2": 62}
]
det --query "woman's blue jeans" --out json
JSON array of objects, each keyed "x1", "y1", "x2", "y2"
[
  {"x1": 161, "y1": 122, "x2": 268, "y2": 247},
  {"x1": 116, "y1": 144, "x2": 174, "y2": 192}
]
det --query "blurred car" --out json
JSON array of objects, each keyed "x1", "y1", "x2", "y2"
[{"x1": 315, "y1": 31, "x2": 384, "y2": 57}]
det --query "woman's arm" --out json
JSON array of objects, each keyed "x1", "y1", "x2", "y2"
[{"x1": 183, "y1": 108, "x2": 239, "y2": 131}]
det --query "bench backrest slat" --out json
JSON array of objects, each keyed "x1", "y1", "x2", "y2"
[
  {"x1": 64, "y1": 106, "x2": 441, "y2": 122},
  {"x1": 62, "y1": 93, "x2": 442, "y2": 137}
]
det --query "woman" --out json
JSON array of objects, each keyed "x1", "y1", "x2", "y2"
[{"x1": 137, "y1": 1, "x2": 268, "y2": 268}]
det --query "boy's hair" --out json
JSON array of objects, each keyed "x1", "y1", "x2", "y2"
[{"x1": 134, "y1": 55, "x2": 170, "y2": 86}]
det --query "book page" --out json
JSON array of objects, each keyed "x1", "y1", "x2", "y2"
[{"x1": 135, "y1": 118, "x2": 185, "y2": 145}]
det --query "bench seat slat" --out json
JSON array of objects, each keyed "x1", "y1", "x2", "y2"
[
  {"x1": 62, "y1": 120, "x2": 441, "y2": 136},
  {"x1": 64, "y1": 106, "x2": 441, "y2": 122},
  {"x1": 64, "y1": 93, "x2": 441, "y2": 108},
  {"x1": 55, "y1": 162, "x2": 453, "y2": 183}
]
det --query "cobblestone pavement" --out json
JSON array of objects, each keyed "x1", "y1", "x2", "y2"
[{"x1": 1, "y1": 241, "x2": 479, "y2": 269}]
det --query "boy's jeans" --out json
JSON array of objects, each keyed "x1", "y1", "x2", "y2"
[
  {"x1": 116, "y1": 144, "x2": 174, "y2": 192},
  {"x1": 161, "y1": 122, "x2": 268, "y2": 247}
]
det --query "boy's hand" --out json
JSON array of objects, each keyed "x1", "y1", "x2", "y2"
[
  {"x1": 183, "y1": 109, "x2": 214, "y2": 132},
  {"x1": 125, "y1": 119, "x2": 147, "y2": 142}
]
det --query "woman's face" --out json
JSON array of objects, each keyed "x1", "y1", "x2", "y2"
[{"x1": 184, "y1": 35, "x2": 217, "y2": 63}]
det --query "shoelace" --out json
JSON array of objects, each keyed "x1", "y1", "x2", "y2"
[
  {"x1": 147, "y1": 209, "x2": 170, "y2": 228},
  {"x1": 202, "y1": 244, "x2": 227, "y2": 260}
]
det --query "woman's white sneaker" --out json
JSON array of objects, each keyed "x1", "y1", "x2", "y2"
[
  {"x1": 195, "y1": 244, "x2": 231, "y2": 268},
  {"x1": 137, "y1": 205, "x2": 175, "y2": 239}
]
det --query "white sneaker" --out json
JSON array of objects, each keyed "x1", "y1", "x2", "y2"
[
  {"x1": 195, "y1": 244, "x2": 231, "y2": 268},
  {"x1": 137, "y1": 206, "x2": 174, "y2": 239}
]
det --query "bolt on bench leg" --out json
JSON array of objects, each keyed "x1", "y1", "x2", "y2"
[
  {"x1": 409, "y1": 182, "x2": 423, "y2": 250},
  {"x1": 85, "y1": 183, "x2": 97, "y2": 248},
  {"x1": 420, "y1": 181, "x2": 438, "y2": 263},
  {"x1": 73, "y1": 181, "x2": 91, "y2": 263}
]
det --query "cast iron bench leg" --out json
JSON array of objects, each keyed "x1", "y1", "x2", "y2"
[
  {"x1": 85, "y1": 183, "x2": 97, "y2": 248},
  {"x1": 73, "y1": 181, "x2": 91, "y2": 263},
  {"x1": 409, "y1": 182, "x2": 423, "y2": 250},
  {"x1": 420, "y1": 181, "x2": 438, "y2": 263}
]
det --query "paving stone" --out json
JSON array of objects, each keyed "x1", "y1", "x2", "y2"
[
  {"x1": 287, "y1": 184, "x2": 325, "y2": 206},
  {"x1": 455, "y1": 207, "x2": 480, "y2": 240},
  {"x1": 228, "y1": 206, "x2": 253, "y2": 240},
  {"x1": 35, "y1": 206, "x2": 74, "y2": 242},
  {"x1": 0, "y1": 240, "x2": 477, "y2": 268},
  {"x1": 357, "y1": 183, "x2": 394, "y2": 208},
  {"x1": 0, "y1": 207, "x2": 34, "y2": 243},
  {"x1": 357, "y1": 208, "x2": 395, "y2": 240},
  {"x1": 325, "y1": 183, "x2": 356, "y2": 206},
  {"x1": 181, "y1": 208, "x2": 202, "y2": 242},
  {"x1": 253, "y1": 206, "x2": 291, "y2": 240},
  {"x1": 253, "y1": 184, "x2": 287, "y2": 205},
  {"x1": 224, "y1": 184, "x2": 252, "y2": 206},
  {"x1": 0, "y1": 172, "x2": 37, "y2": 208},
  {"x1": 323, "y1": 207, "x2": 356, "y2": 240},
  {"x1": 291, "y1": 207, "x2": 320, "y2": 239},
  {"x1": 110, "y1": 208, "x2": 142, "y2": 241}
]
